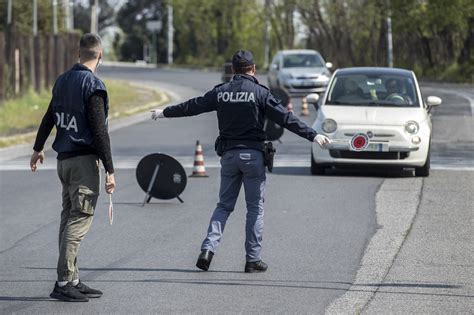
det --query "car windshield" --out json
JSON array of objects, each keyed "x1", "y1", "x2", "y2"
[
  {"x1": 282, "y1": 54, "x2": 323, "y2": 68},
  {"x1": 326, "y1": 73, "x2": 419, "y2": 107}
]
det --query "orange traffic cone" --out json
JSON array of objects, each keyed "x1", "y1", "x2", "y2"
[
  {"x1": 300, "y1": 97, "x2": 309, "y2": 116},
  {"x1": 189, "y1": 140, "x2": 209, "y2": 177}
]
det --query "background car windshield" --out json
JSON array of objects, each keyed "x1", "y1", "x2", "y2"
[
  {"x1": 283, "y1": 54, "x2": 323, "y2": 68},
  {"x1": 326, "y1": 73, "x2": 419, "y2": 107}
]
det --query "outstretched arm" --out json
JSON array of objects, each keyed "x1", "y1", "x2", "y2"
[
  {"x1": 153, "y1": 90, "x2": 217, "y2": 119},
  {"x1": 264, "y1": 93, "x2": 316, "y2": 141},
  {"x1": 264, "y1": 92, "x2": 331, "y2": 147}
]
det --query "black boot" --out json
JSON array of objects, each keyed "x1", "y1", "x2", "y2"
[
  {"x1": 196, "y1": 250, "x2": 214, "y2": 271},
  {"x1": 245, "y1": 260, "x2": 268, "y2": 273}
]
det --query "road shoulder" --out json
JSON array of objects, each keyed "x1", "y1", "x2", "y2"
[
  {"x1": 326, "y1": 176, "x2": 423, "y2": 314},
  {"x1": 326, "y1": 170, "x2": 474, "y2": 314},
  {"x1": 363, "y1": 170, "x2": 474, "y2": 313}
]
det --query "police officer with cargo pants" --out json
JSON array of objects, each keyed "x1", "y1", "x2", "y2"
[
  {"x1": 151, "y1": 50, "x2": 330, "y2": 272},
  {"x1": 30, "y1": 34, "x2": 115, "y2": 302}
]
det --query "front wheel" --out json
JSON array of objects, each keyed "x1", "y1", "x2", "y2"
[
  {"x1": 311, "y1": 151, "x2": 326, "y2": 175},
  {"x1": 415, "y1": 150, "x2": 430, "y2": 177}
]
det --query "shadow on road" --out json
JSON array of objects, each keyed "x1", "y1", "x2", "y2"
[
  {"x1": 24, "y1": 266, "x2": 243, "y2": 274},
  {"x1": 2, "y1": 279, "x2": 470, "y2": 301},
  {"x1": 13, "y1": 268, "x2": 470, "y2": 299},
  {"x1": 0, "y1": 296, "x2": 52, "y2": 302},
  {"x1": 271, "y1": 166, "x2": 415, "y2": 178}
]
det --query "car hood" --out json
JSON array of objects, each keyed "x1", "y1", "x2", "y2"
[
  {"x1": 319, "y1": 106, "x2": 428, "y2": 125},
  {"x1": 280, "y1": 67, "x2": 326, "y2": 78}
]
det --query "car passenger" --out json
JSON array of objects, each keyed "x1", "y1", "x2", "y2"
[{"x1": 337, "y1": 78, "x2": 365, "y2": 102}]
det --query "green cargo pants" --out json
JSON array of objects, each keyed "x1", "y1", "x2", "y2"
[{"x1": 56, "y1": 154, "x2": 100, "y2": 282}]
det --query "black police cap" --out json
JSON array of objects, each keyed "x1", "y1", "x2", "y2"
[{"x1": 232, "y1": 50, "x2": 255, "y2": 67}]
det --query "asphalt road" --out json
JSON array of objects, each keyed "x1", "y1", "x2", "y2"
[{"x1": 0, "y1": 66, "x2": 472, "y2": 313}]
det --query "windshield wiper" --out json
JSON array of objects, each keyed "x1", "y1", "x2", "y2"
[{"x1": 363, "y1": 102, "x2": 383, "y2": 106}]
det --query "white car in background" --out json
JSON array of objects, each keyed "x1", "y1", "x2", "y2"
[
  {"x1": 267, "y1": 49, "x2": 332, "y2": 96},
  {"x1": 308, "y1": 67, "x2": 441, "y2": 176}
]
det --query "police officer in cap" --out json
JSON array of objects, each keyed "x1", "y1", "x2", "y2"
[
  {"x1": 151, "y1": 50, "x2": 330, "y2": 272},
  {"x1": 30, "y1": 33, "x2": 115, "y2": 302}
]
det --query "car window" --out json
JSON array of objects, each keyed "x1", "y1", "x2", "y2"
[
  {"x1": 326, "y1": 73, "x2": 419, "y2": 107},
  {"x1": 282, "y1": 54, "x2": 323, "y2": 68}
]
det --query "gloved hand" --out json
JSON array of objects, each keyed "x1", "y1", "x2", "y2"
[
  {"x1": 151, "y1": 109, "x2": 165, "y2": 120},
  {"x1": 314, "y1": 134, "x2": 331, "y2": 148}
]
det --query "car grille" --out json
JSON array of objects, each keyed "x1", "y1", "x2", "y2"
[
  {"x1": 296, "y1": 76, "x2": 318, "y2": 80},
  {"x1": 329, "y1": 150, "x2": 410, "y2": 160},
  {"x1": 344, "y1": 133, "x2": 395, "y2": 138},
  {"x1": 292, "y1": 85, "x2": 321, "y2": 89}
]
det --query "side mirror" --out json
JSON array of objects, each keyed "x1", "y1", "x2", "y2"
[
  {"x1": 271, "y1": 63, "x2": 279, "y2": 70},
  {"x1": 306, "y1": 93, "x2": 320, "y2": 104},
  {"x1": 325, "y1": 62, "x2": 333, "y2": 69},
  {"x1": 426, "y1": 96, "x2": 442, "y2": 107}
]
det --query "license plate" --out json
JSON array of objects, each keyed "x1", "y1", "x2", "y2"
[{"x1": 365, "y1": 143, "x2": 389, "y2": 152}]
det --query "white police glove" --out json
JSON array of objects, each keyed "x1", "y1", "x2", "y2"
[
  {"x1": 151, "y1": 109, "x2": 165, "y2": 120},
  {"x1": 314, "y1": 134, "x2": 331, "y2": 148}
]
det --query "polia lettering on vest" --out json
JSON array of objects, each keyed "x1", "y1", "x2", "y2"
[
  {"x1": 217, "y1": 91, "x2": 255, "y2": 103},
  {"x1": 55, "y1": 112, "x2": 78, "y2": 132}
]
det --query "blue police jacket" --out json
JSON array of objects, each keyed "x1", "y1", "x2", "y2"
[
  {"x1": 51, "y1": 63, "x2": 108, "y2": 154},
  {"x1": 163, "y1": 74, "x2": 317, "y2": 147}
]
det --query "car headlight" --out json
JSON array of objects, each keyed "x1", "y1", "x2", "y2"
[
  {"x1": 405, "y1": 121, "x2": 419, "y2": 134},
  {"x1": 283, "y1": 73, "x2": 293, "y2": 80},
  {"x1": 319, "y1": 74, "x2": 329, "y2": 81},
  {"x1": 322, "y1": 119, "x2": 337, "y2": 133}
]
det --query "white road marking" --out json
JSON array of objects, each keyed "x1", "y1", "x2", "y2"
[
  {"x1": 1, "y1": 155, "x2": 472, "y2": 171},
  {"x1": 457, "y1": 91, "x2": 474, "y2": 115}
]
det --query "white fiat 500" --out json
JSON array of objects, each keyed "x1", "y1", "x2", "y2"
[{"x1": 308, "y1": 67, "x2": 441, "y2": 176}]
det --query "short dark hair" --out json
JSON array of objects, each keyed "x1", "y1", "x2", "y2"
[
  {"x1": 79, "y1": 33, "x2": 102, "y2": 62},
  {"x1": 232, "y1": 64, "x2": 254, "y2": 74}
]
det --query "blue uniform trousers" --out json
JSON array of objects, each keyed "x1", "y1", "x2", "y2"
[{"x1": 201, "y1": 149, "x2": 266, "y2": 262}]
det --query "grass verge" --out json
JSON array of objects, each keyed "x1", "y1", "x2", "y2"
[{"x1": 0, "y1": 80, "x2": 168, "y2": 148}]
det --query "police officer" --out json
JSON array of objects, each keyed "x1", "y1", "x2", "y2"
[
  {"x1": 151, "y1": 50, "x2": 330, "y2": 273},
  {"x1": 30, "y1": 33, "x2": 115, "y2": 302}
]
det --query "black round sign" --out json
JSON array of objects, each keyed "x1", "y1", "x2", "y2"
[
  {"x1": 271, "y1": 87, "x2": 290, "y2": 108},
  {"x1": 264, "y1": 119, "x2": 284, "y2": 141},
  {"x1": 136, "y1": 153, "x2": 187, "y2": 200}
]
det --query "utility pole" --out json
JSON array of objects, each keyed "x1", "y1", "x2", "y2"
[
  {"x1": 68, "y1": 0, "x2": 74, "y2": 30},
  {"x1": 7, "y1": 0, "x2": 12, "y2": 25},
  {"x1": 63, "y1": 0, "x2": 71, "y2": 31},
  {"x1": 263, "y1": 0, "x2": 270, "y2": 69},
  {"x1": 167, "y1": 4, "x2": 173, "y2": 64},
  {"x1": 90, "y1": 0, "x2": 99, "y2": 34},
  {"x1": 386, "y1": 2, "x2": 393, "y2": 67},
  {"x1": 33, "y1": 0, "x2": 38, "y2": 36},
  {"x1": 53, "y1": 0, "x2": 58, "y2": 35}
]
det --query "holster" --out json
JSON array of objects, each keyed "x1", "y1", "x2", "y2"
[
  {"x1": 215, "y1": 136, "x2": 225, "y2": 157},
  {"x1": 263, "y1": 141, "x2": 276, "y2": 172}
]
